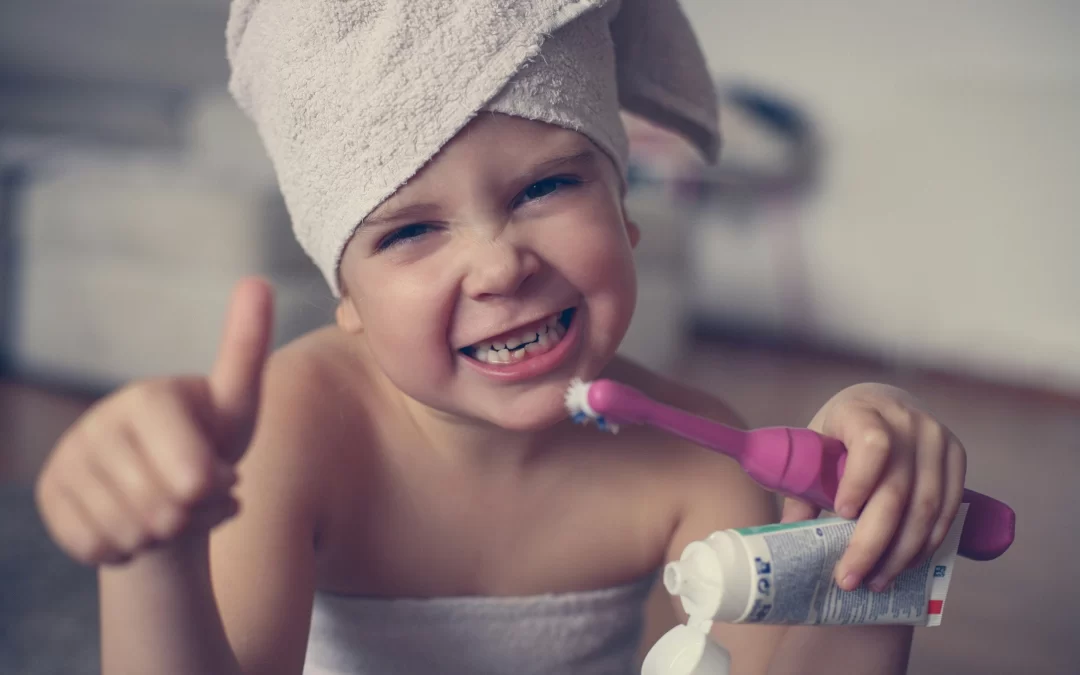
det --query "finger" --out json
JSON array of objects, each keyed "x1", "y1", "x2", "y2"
[
  {"x1": 72, "y1": 454, "x2": 149, "y2": 557},
  {"x1": 824, "y1": 406, "x2": 895, "y2": 519},
  {"x1": 88, "y1": 426, "x2": 170, "y2": 531},
  {"x1": 129, "y1": 392, "x2": 233, "y2": 507},
  {"x1": 208, "y1": 278, "x2": 274, "y2": 435},
  {"x1": 834, "y1": 466, "x2": 913, "y2": 590},
  {"x1": 39, "y1": 478, "x2": 111, "y2": 565},
  {"x1": 89, "y1": 426, "x2": 204, "y2": 541},
  {"x1": 781, "y1": 498, "x2": 821, "y2": 524},
  {"x1": 921, "y1": 436, "x2": 967, "y2": 560},
  {"x1": 865, "y1": 425, "x2": 947, "y2": 590}
]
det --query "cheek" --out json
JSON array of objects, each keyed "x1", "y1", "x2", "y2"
[
  {"x1": 543, "y1": 208, "x2": 638, "y2": 353},
  {"x1": 349, "y1": 267, "x2": 457, "y2": 377},
  {"x1": 549, "y1": 205, "x2": 637, "y2": 297}
]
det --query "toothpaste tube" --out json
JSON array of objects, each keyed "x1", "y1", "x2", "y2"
[{"x1": 642, "y1": 505, "x2": 968, "y2": 675}]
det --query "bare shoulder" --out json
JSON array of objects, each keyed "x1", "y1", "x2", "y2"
[
  {"x1": 243, "y1": 325, "x2": 378, "y2": 518},
  {"x1": 206, "y1": 326, "x2": 378, "y2": 673},
  {"x1": 602, "y1": 355, "x2": 745, "y2": 427},
  {"x1": 603, "y1": 355, "x2": 779, "y2": 537}
]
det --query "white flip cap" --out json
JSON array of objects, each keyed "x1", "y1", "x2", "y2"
[{"x1": 641, "y1": 622, "x2": 731, "y2": 675}]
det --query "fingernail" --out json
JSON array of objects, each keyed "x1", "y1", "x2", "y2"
[
  {"x1": 838, "y1": 505, "x2": 858, "y2": 519},
  {"x1": 840, "y1": 573, "x2": 858, "y2": 591},
  {"x1": 868, "y1": 577, "x2": 887, "y2": 593}
]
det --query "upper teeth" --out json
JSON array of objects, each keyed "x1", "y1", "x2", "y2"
[
  {"x1": 476, "y1": 314, "x2": 562, "y2": 353},
  {"x1": 471, "y1": 313, "x2": 567, "y2": 364}
]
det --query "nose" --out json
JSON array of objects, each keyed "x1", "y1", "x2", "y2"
[{"x1": 462, "y1": 236, "x2": 542, "y2": 300}]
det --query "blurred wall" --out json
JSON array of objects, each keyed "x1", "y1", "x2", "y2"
[
  {"x1": 680, "y1": 0, "x2": 1080, "y2": 391},
  {"x1": 1, "y1": 0, "x2": 1078, "y2": 392},
  {"x1": 0, "y1": 1, "x2": 336, "y2": 390}
]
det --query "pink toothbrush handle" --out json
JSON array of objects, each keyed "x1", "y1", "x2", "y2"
[
  {"x1": 583, "y1": 379, "x2": 1015, "y2": 561},
  {"x1": 746, "y1": 427, "x2": 1015, "y2": 561}
]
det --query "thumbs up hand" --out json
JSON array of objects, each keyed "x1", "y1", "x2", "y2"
[{"x1": 35, "y1": 278, "x2": 275, "y2": 565}]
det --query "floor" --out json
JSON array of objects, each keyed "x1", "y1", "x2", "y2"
[{"x1": 2, "y1": 340, "x2": 1078, "y2": 674}]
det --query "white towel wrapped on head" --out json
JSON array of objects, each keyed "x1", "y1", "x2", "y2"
[{"x1": 227, "y1": 0, "x2": 720, "y2": 295}]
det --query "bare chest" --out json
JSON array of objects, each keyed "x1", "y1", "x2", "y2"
[{"x1": 314, "y1": 434, "x2": 680, "y2": 598}]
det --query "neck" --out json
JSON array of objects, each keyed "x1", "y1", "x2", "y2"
[
  {"x1": 364, "y1": 368, "x2": 567, "y2": 474},
  {"x1": 404, "y1": 395, "x2": 566, "y2": 472},
  {"x1": 347, "y1": 331, "x2": 575, "y2": 473}
]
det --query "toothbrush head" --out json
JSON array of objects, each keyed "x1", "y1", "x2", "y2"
[{"x1": 564, "y1": 378, "x2": 620, "y2": 434}]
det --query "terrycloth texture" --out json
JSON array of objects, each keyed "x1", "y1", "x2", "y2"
[
  {"x1": 226, "y1": 0, "x2": 719, "y2": 295},
  {"x1": 302, "y1": 575, "x2": 656, "y2": 675}
]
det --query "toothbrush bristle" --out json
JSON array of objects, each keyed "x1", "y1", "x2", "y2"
[
  {"x1": 564, "y1": 378, "x2": 619, "y2": 434},
  {"x1": 564, "y1": 378, "x2": 592, "y2": 416}
]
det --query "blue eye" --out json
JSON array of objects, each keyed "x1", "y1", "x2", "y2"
[
  {"x1": 517, "y1": 176, "x2": 581, "y2": 206},
  {"x1": 377, "y1": 223, "x2": 434, "y2": 251}
]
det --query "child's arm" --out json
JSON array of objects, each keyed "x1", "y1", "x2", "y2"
[
  {"x1": 657, "y1": 379, "x2": 938, "y2": 674},
  {"x1": 97, "y1": 364, "x2": 323, "y2": 675},
  {"x1": 36, "y1": 280, "x2": 323, "y2": 675},
  {"x1": 665, "y1": 459, "x2": 914, "y2": 675}
]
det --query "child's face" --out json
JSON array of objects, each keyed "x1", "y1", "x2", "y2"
[{"x1": 337, "y1": 114, "x2": 638, "y2": 431}]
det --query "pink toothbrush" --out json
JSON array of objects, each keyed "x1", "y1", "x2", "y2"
[{"x1": 565, "y1": 378, "x2": 1015, "y2": 561}]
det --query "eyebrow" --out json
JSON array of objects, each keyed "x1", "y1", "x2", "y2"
[
  {"x1": 361, "y1": 201, "x2": 441, "y2": 229},
  {"x1": 361, "y1": 148, "x2": 598, "y2": 229},
  {"x1": 530, "y1": 148, "x2": 596, "y2": 174}
]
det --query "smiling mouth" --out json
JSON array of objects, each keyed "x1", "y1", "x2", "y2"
[{"x1": 460, "y1": 308, "x2": 576, "y2": 365}]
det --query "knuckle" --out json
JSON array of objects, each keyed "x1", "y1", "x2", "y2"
[
  {"x1": 911, "y1": 493, "x2": 942, "y2": 526},
  {"x1": 922, "y1": 422, "x2": 948, "y2": 451},
  {"x1": 174, "y1": 460, "x2": 214, "y2": 503},
  {"x1": 64, "y1": 424, "x2": 99, "y2": 460},
  {"x1": 858, "y1": 428, "x2": 892, "y2": 456},
  {"x1": 125, "y1": 474, "x2": 158, "y2": 508},
  {"x1": 892, "y1": 406, "x2": 918, "y2": 431},
  {"x1": 884, "y1": 483, "x2": 912, "y2": 511},
  {"x1": 114, "y1": 460, "x2": 161, "y2": 508}
]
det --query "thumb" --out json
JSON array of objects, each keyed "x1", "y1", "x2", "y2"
[
  {"x1": 208, "y1": 277, "x2": 275, "y2": 456},
  {"x1": 780, "y1": 497, "x2": 821, "y2": 524}
]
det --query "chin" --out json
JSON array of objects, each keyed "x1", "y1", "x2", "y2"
[
  {"x1": 489, "y1": 411, "x2": 565, "y2": 433},
  {"x1": 475, "y1": 385, "x2": 575, "y2": 432}
]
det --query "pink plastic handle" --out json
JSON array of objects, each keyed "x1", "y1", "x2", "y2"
[{"x1": 746, "y1": 428, "x2": 1015, "y2": 561}]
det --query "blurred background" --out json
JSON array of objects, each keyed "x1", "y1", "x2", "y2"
[{"x1": 1, "y1": 1, "x2": 1078, "y2": 673}]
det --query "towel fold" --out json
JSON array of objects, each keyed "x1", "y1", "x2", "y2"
[{"x1": 227, "y1": 0, "x2": 719, "y2": 295}]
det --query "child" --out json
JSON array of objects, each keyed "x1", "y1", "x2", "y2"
[{"x1": 35, "y1": 1, "x2": 966, "y2": 673}]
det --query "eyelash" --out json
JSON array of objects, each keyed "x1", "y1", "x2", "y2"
[
  {"x1": 376, "y1": 223, "x2": 435, "y2": 251},
  {"x1": 513, "y1": 174, "x2": 582, "y2": 207},
  {"x1": 374, "y1": 175, "x2": 582, "y2": 252}
]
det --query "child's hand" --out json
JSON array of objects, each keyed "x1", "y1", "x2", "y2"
[
  {"x1": 35, "y1": 279, "x2": 274, "y2": 566},
  {"x1": 781, "y1": 383, "x2": 967, "y2": 592}
]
